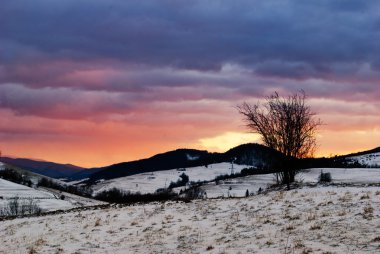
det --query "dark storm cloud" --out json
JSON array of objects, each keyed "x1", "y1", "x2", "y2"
[
  {"x1": 2, "y1": 0, "x2": 380, "y2": 74},
  {"x1": 1, "y1": 0, "x2": 380, "y2": 120}
]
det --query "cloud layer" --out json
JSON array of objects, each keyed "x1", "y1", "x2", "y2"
[{"x1": 1, "y1": 0, "x2": 380, "y2": 166}]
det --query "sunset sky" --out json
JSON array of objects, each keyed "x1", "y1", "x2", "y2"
[{"x1": 1, "y1": 1, "x2": 380, "y2": 167}]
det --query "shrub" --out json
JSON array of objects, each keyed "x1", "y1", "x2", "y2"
[
  {"x1": 0, "y1": 197, "x2": 42, "y2": 217},
  {"x1": 318, "y1": 171, "x2": 332, "y2": 183},
  {"x1": 182, "y1": 186, "x2": 205, "y2": 200},
  {"x1": 168, "y1": 173, "x2": 189, "y2": 189}
]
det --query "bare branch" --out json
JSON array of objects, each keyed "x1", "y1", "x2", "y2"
[{"x1": 238, "y1": 91, "x2": 321, "y2": 187}]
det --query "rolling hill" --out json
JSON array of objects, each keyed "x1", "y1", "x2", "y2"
[
  {"x1": 0, "y1": 157, "x2": 85, "y2": 179},
  {"x1": 2, "y1": 144, "x2": 379, "y2": 183},
  {"x1": 86, "y1": 144, "x2": 285, "y2": 183}
]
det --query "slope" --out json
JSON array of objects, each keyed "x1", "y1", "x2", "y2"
[
  {"x1": 87, "y1": 144, "x2": 284, "y2": 183},
  {"x1": 0, "y1": 157, "x2": 85, "y2": 179}
]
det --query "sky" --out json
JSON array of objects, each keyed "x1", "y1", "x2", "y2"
[{"x1": 1, "y1": 0, "x2": 380, "y2": 167}]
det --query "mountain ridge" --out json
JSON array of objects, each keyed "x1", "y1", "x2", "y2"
[
  {"x1": 2, "y1": 144, "x2": 379, "y2": 181},
  {"x1": 0, "y1": 157, "x2": 84, "y2": 179}
]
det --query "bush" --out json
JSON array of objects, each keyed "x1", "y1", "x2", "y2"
[
  {"x1": 0, "y1": 197, "x2": 42, "y2": 217},
  {"x1": 318, "y1": 171, "x2": 332, "y2": 183},
  {"x1": 168, "y1": 173, "x2": 189, "y2": 189},
  {"x1": 181, "y1": 186, "x2": 205, "y2": 200}
]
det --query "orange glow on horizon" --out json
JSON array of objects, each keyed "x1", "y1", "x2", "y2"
[
  {"x1": 3, "y1": 129, "x2": 380, "y2": 168},
  {"x1": 1, "y1": 97, "x2": 379, "y2": 168}
]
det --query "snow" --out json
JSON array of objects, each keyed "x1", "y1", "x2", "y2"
[
  {"x1": 91, "y1": 164, "x2": 380, "y2": 198},
  {"x1": 0, "y1": 178, "x2": 53, "y2": 199},
  {"x1": 201, "y1": 167, "x2": 380, "y2": 198},
  {"x1": 92, "y1": 162, "x2": 250, "y2": 195},
  {"x1": 0, "y1": 162, "x2": 4, "y2": 171},
  {"x1": 186, "y1": 153, "x2": 200, "y2": 161},
  {"x1": 1, "y1": 159, "x2": 379, "y2": 253},
  {"x1": 348, "y1": 152, "x2": 380, "y2": 167},
  {"x1": 299, "y1": 167, "x2": 380, "y2": 184},
  {"x1": 200, "y1": 174, "x2": 275, "y2": 198},
  {"x1": 1, "y1": 185, "x2": 379, "y2": 253},
  {"x1": 0, "y1": 178, "x2": 104, "y2": 212}
]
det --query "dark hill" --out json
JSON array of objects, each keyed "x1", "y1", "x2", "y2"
[
  {"x1": 0, "y1": 157, "x2": 84, "y2": 179},
  {"x1": 87, "y1": 149, "x2": 211, "y2": 182},
  {"x1": 87, "y1": 144, "x2": 284, "y2": 183},
  {"x1": 338, "y1": 147, "x2": 380, "y2": 158}
]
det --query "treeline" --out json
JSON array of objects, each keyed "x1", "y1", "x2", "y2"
[
  {"x1": 0, "y1": 168, "x2": 33, "y2": 187},
  {"x1": 38, "y1": 178, "x2": 93, "y2": 197},
  {"x1": 94, "y1": 188, "x2": 177, "y2": 204},
  {"x1": 298, "y1": 157, "x2": 364, "y2": 168},
  {"x1": 94, "y1": 185, "x2": 207, "y2": 204}
]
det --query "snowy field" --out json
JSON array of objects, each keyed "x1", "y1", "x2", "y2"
[
  {"x1": 202, "y1": 168, "x2": 380, "y2": 198},
  {"x1": 92, "y1": 163, "x2": 249, "y2": 195},
  {"x1": 349, "y1": 152, "x2": 380, "y2": 167},
  {"x1": 201, "y1": 167, "x2": 380, "y2": 198},
  {"x1": 0, "y1": 186, "x2": 379, "y2": 254},
  {"x1": 91, "y1": 162, "x2": 380, "y2": 199},
  {"x1": 0, "y1": 178, "x2": 103, "y2": 212}
]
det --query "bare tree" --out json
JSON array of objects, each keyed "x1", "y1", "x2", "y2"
[{"x1": 238, "y1": 91, "x2": 321, "y2": 189}]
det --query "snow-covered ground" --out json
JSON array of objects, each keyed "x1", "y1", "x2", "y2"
[
  {"x1": 348, "y1": 152, "x2": 380, "y2": 167},
  {"x1": 92, "y1": 162, "x2": 249, "y2": 195},
  {"x1": 201, "y1": 167, "x2": 380, "y2": 198},
  {"x1": 91, "y1": 163, "x2": 380, "y2": 199},
  {"x1": 299, "y1": 167, "x2": 380, "y2": 184},
  {"x1": 0, "y1": 186, "x2": 379, "y2": 253},
  {"x1": 0, "y1": 178, "x2": 104, "y2": 212}
]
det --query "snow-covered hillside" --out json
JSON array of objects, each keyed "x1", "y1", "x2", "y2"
[
  {"x1": 92, "y1": 162, "x2": 249, "y2": 195},
  {"x1": 201, "y1": 167, "x2": 380, "y2": 198},
  {"x1": 348, "y1": 152, "x2": 380, "y2": 167},
  {"x1": 91, "y1": 163, "x2": 380, "y2": 199},
  {"x1": 1, "y1": 186, "x2": 379, "y2": 253},
  {"x1": 0, "y1": 178, "x2": 103, "y2": 212}
]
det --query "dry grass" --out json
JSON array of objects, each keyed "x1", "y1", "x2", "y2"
[
  {"x1": 338, "y1": 192, "x2": 353, "y2": 202},
  {"x1": 94, "y1": 218, "x2": 101, "y2": 227},
  {"x1": 285, "y1": 224, "x2": 296, "y2": 231},
  {"x1": 360, "y1": 193, "x2": 370, "y2": 200},
  {"x1": 293, "y1": 238, "x2": 305, "y2": 248},
  {"x1": 1, "y1": 186, "x2": 378, "y2": 254},
  {"x1": 306, "y1": 212, "x2": 316, "y2": 221},
  {"x1": 337, "y1": 210, "x2": 347, "y2": 216},
  {"x1": 363, "y1": 205, "x2": 374, "y2": 219},
  {"x1": 27, "y1": 237, "x2": 46, "y2": 254},
  {"x1": 310, "y1": 222, "x2": 322, "y2": 230},
  {"x1": 265, "y1": 239, "x2": 274, "y2": 246}
]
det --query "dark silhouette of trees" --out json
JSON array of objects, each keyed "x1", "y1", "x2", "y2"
[
  {"x1": 94, "y1": 188, "x2": 177, "y2": 204},
  {"x1": 238, "y1": 91, "x2": 321, "y2": 189},
  {"x1": 168, "y1": 173, "x2": 189, "y2": 189}
]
